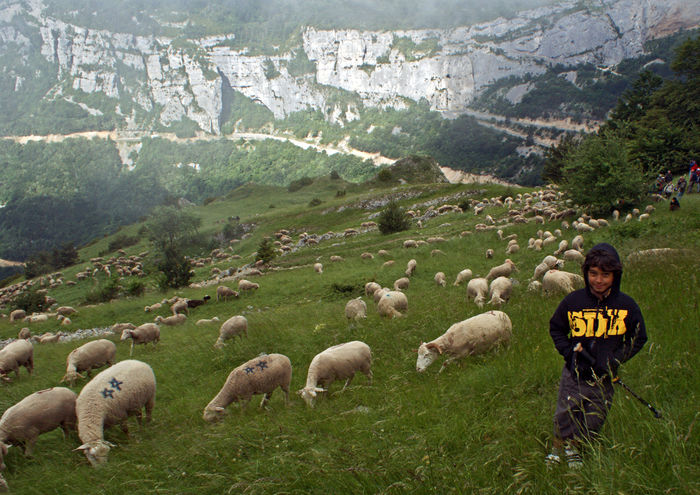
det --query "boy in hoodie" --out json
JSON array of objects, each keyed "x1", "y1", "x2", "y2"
[{"x1": 546, "y1": 243, "x2": 647, "y2": 468}]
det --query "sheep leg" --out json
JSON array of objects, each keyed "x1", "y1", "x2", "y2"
[
  {"x1": 365, "y1": 369, "x2": 373, "y2": 386},
  {"x1": 24, "y1": 438, "x2": 36, "y2": 457},
  {"x1": 129, "y1": 341, "x2": 135, "y2": 357},
  {"x1": 145, "y1": 397, "x2": 154, "y2": 422},
  {"x1": 281, "y1": 386, "x2": 290, "y2": 405},
  {"x1": 259, "y1": 392, "x2": 272, "y2": 408},
  {"x1": 340, "y1": 376, "x2": 354, "y2": 392}
]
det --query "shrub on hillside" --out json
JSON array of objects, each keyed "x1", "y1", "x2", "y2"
[
  {"x1": 287, "y1": 176, "x2": 314, "y2": 192},
  {"x1": 378, "y1": 201, "x2": 411, "y2": 234},
  {"x1": 24, "y1": 243, "x2": 79, "y2": 279},
  {"x1": 155, "y1": 248, "x2": 193, "y2": 290},
  {"x1": 106, "y1": 234, "x2": 139, "y2": 253},
  {"x1": 308, "y1": 197, "x2": 322, "y2": 207},
  {"x1": 255, "y1": 237, "x2": 277, "y2": 265},
  {"x1": 84, "y1": 276, "x2": 121, "y2": 304},
  {"x1": 12, "y1": 290, "x2": 49, "y2": 313}
]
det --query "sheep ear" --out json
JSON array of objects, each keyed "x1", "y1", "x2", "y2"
[
  {"x1": 214, "y1": 407, "x2": 225, "y2": 412},
  {"x1": 104, "y1": 441, "x2": 116, "y2": 448},
  {"x1": 74, "y1": 444, "x2": 90, "y2": 451},
  {"x1": 314, "y1": 387, "x2": 325, "y2": 393}
]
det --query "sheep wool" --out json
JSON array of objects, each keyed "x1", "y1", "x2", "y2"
[
  {"x1": 364, "y1": 282, "x2": 381, "y2": 297},
  {"x1": 76, "y1": 360, "x2": 156, "y2": 466},
  {"x1": 62, "y1": 339, "x2": 117, "y2": 386},
  {"x1": 542, "y1": 269, "x2": 584, "y2": 295},
  {"x1": 238, "y1": 279, "x2": 259, "y2": 291},
  {"x1": 405, "y1": 259, "x2": 417, "y2": 277},
  {"x1": 485, "y1": 259, "x2": 517, "y2": 281},
  {"x1": 154, "y1": 314, "x2": 187, "y2": 326},
  {"x1": 203, "y1": 353, "x2": 292, "y2": 422},
  {"x1": 0, "y1": 387, "x2": 77, "y2": 461},
  {"x1": 488, "y1": 277, "x2": 513, "y2": 306},
  {"x1": 434, "y1": 272, "x2": 447, "y2": 287},
  {"x1": 0, "y1": 340, "x2": 33, "y2": 379},
  {"x1": 453, "y1": 269, "x2": 473, "y2": 286},
  {"x1": 345, "y1": 298, "x2": 367, "y2": 320},
  {"x1": 393, "y1": 277, "x2": 410, "y2": 291},
  {"x1": 216, "y1": 286, "x2": 239, "y2": 301},
  {"x1": 416, "y1": 310, "x2": 513, "y2": 372},
  {"x1": 214, "y1": 315, "x2": 248, "y2": 348},
  {"x1": 377, "y1": 291, "x2": 408, "y2": 318},
  {"x1": 466, "y1": 278, "x2": 489, "y2": 308},
  {"x1": 298, "y1": 341, "x2": 372, "y2": 407},
  {"x1": 121, "y1": 323, "x2": 160, "y2": 356}
]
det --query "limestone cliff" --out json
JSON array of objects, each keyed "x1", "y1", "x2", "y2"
[{"x1": 1, "y1": 0, "x2": 698, "y2": 133}]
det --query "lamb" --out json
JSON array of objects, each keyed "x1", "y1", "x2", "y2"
[
  {"x1": 485, "y1": 249, "x2": 494, "y2": 259},
  {"x1": 453, "y1": 269, "x2": 473, "y2": 286},
  {"x1": 415, "y1": 310, "x2": 513, "y2": 373},
  {"x1": 56, "y1": 306, "x2": 77, "y2": 317},
  {"x1": 214, "y1": 315, "x2": 248, "y2": 348},
  {"x1": 170, "y1": 299, "x2": 189, "y2": 316},
  {"x1": 195, "y1": 317, "x2": 220, "y2": 326},
  {"x1": 553, "y1": 240, "x2": 569, "y2": 256},
  {"x1": 0, "y1": 387, "x2": 76, "y2": 473},
  {"x1": 571, "y1": 235, "x2": 584, "y2": 251},
  {"x1": 144, "y1": 302, "x2": 162, "y2": 312},
  {"x1": 75, "y1": 360, "x2": 156, "y2": 466},
  {"x1": 485, "y1": 259, "x2": 517, "y2": 281},
  {"x1": 313, "y1": 263, "x2": 323, "y2": 274},
  {"x1": 298, "y1": 341, "x2": 372, "y2": 407},
  {"x1": 377, "y1": 291, "x2": 408, "y2": 318},
  {"x1": 120, "y1": 323, "x2": 160, "y2": 356},
  {"x1": 405, "y1": 259, "x2": 417, "y2": 277},
  {"x1": 203, "y1": 353, "x2": 292, "y2": 421},
  {"x1": 542, "y1": 269, "x2": 585, "y2": 295},
  {"x1": 364, "y1": 282, "x2": 381, "y2": 297},
  {"x1": 466, "y1": 278, "x2": 489, "y2": 308},
  {"x1": 488, "y1": 277, "x2": 513, "y2": 306},
  {"x1": 403, "y1": 240, "x2": 418, "y2": 249},
  {"x1": 434, "y1": 272, "x2": 447, "y2": 287},
  {"x1": 0, "y1": 340, "x2": 33, "y2": 380},
  {"x1": 186, "y1": 295, "x2": 210, "y2": 309},
  {"x1": 393, "y1": 277, "x2": 410, "y2": 291},
  {"x1": 154, "y1": 314, "x2": 187, "y2": 326},
  {"x1": 216, "y1": 285, "x2": 239, "y2": 301},
  {"x1": 61, "y1": 339, "x2": 117, "y2": 386},
  {"x1": 9, "y1": 310, "x2": 25, "y2": 322},
  {"x1": 238, "y1": 279, "x2": 259, "y2": 291},
  {"x1": 345, "y1": 298, "x2": 367, "y2": 320}
]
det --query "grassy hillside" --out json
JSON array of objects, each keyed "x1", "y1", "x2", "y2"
[{"x1": 0, "y1": 180, "x2": 698, "y2": 494}]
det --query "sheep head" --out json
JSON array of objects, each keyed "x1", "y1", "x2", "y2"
[
  {"x1": 202, "y1": 406, "x2": 226, "y2": 423},
  {"x1": 76, "y1": 440, "x2": 115, "y2": 466},
  {"x1": 297, "y1": 387, "x2": 325, "y2": 407},
  {"x1": 120, "y1": 329, "x2": 133, "y2": 341},
  {"x1": 416, "y1": 342, "x2": 441, "y2": 372}
]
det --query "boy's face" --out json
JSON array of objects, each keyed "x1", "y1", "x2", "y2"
[{"x1": 587, "y1": 266, "x2": 614, "y2": 299}]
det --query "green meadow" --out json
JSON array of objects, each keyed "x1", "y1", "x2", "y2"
[{"x1": 0, "y1": 180, "x2": 698, "y2": 494}]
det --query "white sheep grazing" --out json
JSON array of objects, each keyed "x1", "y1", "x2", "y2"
[
  {"x1": 624, "y1": 213, "x2": 633, "y2": 223},
  {"x1": 238, "y1": 279, "x2": 259, "y2": 291},
  {"x1": 216, "y1": 285, "x2": 239, "y2": 301},
  {"x1": 373, "y1": 287, "x2": 391, "y2": 304},
  {"x1": 0, "y1": 387, "x2": 77, "y2": 482},
  {"x1": 110, "y1": 322, "x2": 135, "y2": 333},
  {"x1": 203, "y1": 353, "x2": 292, "y2": 421},
  {"x1": 313, "y1": 263, "x2": 323, "y2": 274},
  {"x1": 120, "y1": 323, "x2": 160, "y2": 356},
  {"x1": 466, "y1": 277, "x2": 489, "y2": 308},
  {"x1": 485, "y1": 249, "x2": 494, "y2": 259},
  {"x1": 17, "y1": 328, "x2": 31, "y2": 340},
  {"x1": 553, "y1": 240, "x2": 569, "y2": 256},
  {"x1": 62, "y1": 339, "x2": 117, "y2": 386},
  {"x1": 485, "y1": 259, "x2": 517, "y2": 281},
  {"x1": 377, "y1": 291, "x2": 408, "y2": 318},
  {"x1": 528, "y1": 280, "x2": 542, "y2": 292},
  {"x1": 505, "y1": 243, "x2": 520, "y2": 254},
  {"x1": 144, "y1": 302, "x2": 162, "y2": 313},
  {"x1": 488, "y1": 277, "x2": 513, "y2": 306},
  {"x1": 364, "y1": 282, "x2": 381, "y2": 297},
  {"x1": 532, "y1": 255, "x2": 563, "y2": 281},
  {"x1": 195, "y1": 317, "x2": 220, "y2": 326},
  {"x1": 214, "y1": 315, "x2": 248, "y2": 348},
  {"x1": 75, "y1": 360, "x2": 156, "y2": 466},
  {"x1": 345, "y1": 298, "x2": 367, "y2": 320},
  {"x1": 9, "y1": 309, "x2": 26, "y2": 322},
  {"x1": 638, "y1": 213, "x2": 650, "y2": 221},
  {"x1": 393, "y1": 277, "x2": 410, "y2": 291},
  {"x1": 542, "y1": 269, "x2": 585, "y2": 295},
  {"x1": 382, "y1": 260, "x2": 395, "y2": 268},
  {"x1": 170, "y1": 299, "x2": 188, "y2": 316},
  {"x1": 612, "y1": 210, "x2": 620, "y2": 221},
  {"x1": 405, "y1": 259, "x2": 417, "y2": 277},
  {"x1": 563, "y1": 249, "x2": 585, "y2": 264},
  {"x1": 56, "y1": 306, "x2": 77, "y2": 317},
  {"x1": 416, "y1": 310, "x2": 512, "y2": 373},
  {"x1": 330, "y1": 255, "x2": 344, "y2": 262},
  {"x1": 571, "y1": 235, "x2": 584, "y2": 252},
  {"x1": 154, "y1": 314, "x2": 187, "y2": 326},
  {"x1": 0, "y1": 340, "x2": 33, "y2": 380},
  {"x1": 453, "y1": 269, "x2": 473, "y2": 286},
  {"x1": 0, "y1": 387, "x2": 76, "y2": 462},
  {"x1": 434, "y1": 272, "x2": 447, "y2": 287},
  {"x1": 298, "y1": 341, "x2": 372, "y2": 407}
]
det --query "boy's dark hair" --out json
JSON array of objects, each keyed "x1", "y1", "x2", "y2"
[{"x1": 583, "y1": 247, "x2": 622, "y2": 274}]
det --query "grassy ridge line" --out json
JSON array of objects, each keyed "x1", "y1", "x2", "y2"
[{"x1": 0, "y1": 184, "x2": 697, "y2": 493}]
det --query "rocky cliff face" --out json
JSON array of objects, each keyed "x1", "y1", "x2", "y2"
[{"x1": 2, "y1": 0, "x2": 698, "y2": 133}]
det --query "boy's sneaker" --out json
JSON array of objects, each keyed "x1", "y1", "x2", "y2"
[
  {"x1": 545, "y1": 447, "x2": 562, "y2": 467},
  {"x1": 565, "y1": 446, "x2": 583, "y2": 469}
]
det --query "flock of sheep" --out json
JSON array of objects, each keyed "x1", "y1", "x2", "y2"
[{"x1": 0, "y1": 185, "x2": 660, "y2": 490}]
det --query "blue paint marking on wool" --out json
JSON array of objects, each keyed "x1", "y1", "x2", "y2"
[
  {"x1": 256, "y1": 360, "x2": 268, "y2": 370},
  {"x1": 101, "y1": 388, "x2": 114, "y2": 399},
  {"x1": 109, "y1": 378, "x2": 123, "y2": 391},
  {"x1": 245, "y1": 367, "x2": 255, "y2": 374}
]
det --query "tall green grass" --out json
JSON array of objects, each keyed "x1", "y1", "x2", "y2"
[{"x1": 0, "y1": 185, "x2": 698, "y2": 494}]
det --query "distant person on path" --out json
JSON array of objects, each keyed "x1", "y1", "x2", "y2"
[
  {"x1": 690, "y1": 167, "x2": 700, "y2": 194},
  {"x1": 664, "y1": 169, "x2": 673, "y2": 184},
  {"x1": 689, "y1": 160, "x2": 698, "y2": 183},
  {"x1": 546, "y1": 243, "x2": 648, "y2": 469}
]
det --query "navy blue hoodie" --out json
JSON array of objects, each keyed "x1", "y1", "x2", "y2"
[{"x1": 549, "y1": 243, "x2": 648, "y2": 380}]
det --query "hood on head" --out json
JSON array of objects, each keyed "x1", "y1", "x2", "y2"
[{"x1": 583, "y1": 242, "x2": 622, "y2": 296}]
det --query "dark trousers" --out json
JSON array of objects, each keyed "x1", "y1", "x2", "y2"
[{"x1": 553, "y1": 366, "x2": 614, "y2": 442}]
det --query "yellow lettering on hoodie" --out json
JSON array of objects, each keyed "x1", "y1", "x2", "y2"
[
  {"x1": 583, "y1": 311, "x2": 598, "y2": 337},
  {"x1": 608, "y1": 309, "x2": 628, "y2": 336},
  {"x1": 569, "y1": 311, "x2": 586, "y2": 337}
]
